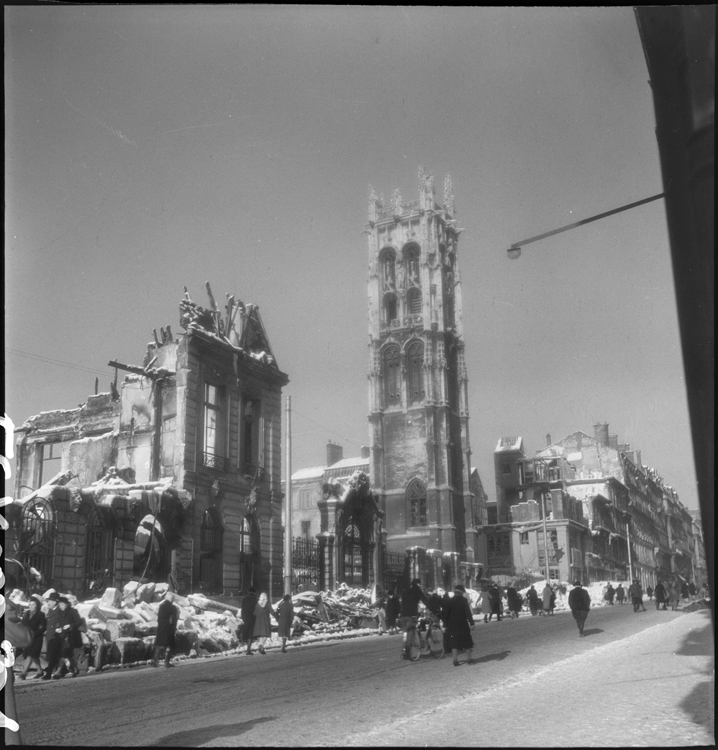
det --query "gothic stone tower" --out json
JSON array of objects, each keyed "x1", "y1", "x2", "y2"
[{"x1": 367, "y1": 167, "x2": 477, "y2": 573}]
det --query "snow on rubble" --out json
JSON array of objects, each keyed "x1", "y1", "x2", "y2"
[{"x1": 9, "y1": 582, "x2": 389, "y2": 674}]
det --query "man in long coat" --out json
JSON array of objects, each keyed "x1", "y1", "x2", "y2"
[
  {"x1": 568, "y1": 580, "x2": 591, "y2": 637},
  {"x1": 240, "y1": 587, "x2": 258, "y2": 655},
  {"x1": 152, "y1": 592, "x2": 179, "y2": 668},
  {"x1": 444, "y1": 585, "x2": 475, "y2": 667}
]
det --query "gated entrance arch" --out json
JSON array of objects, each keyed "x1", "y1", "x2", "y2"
[
  {"x1": 343, "y1": 522, "x2": 364, "y2": 586},
  {"x1": 20, "y1": 498, "x2": 56, "y2": 591},
  {"x1": 199, "y1": 507, "x2": 224, "y2": 594},
  {"x1": 239, "y1": 515, "x2": 260, "y2": 593},
  {"x1": 84, "y1": 505, "x2": 116, "y2": 595}
]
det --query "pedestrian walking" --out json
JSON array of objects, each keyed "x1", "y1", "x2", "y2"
[
  {"x1": 616, "y1": 584, "x2": 626, "y2": 605},
  {"x1": 568, "y1": 580, "x2": 591, "y2": 637},
  {"x1": 680, "y1": 581, "x2": 690, "y2": 601},
  {"x1": 274, "y1": 594, "x2": 294, "y2": 653},
  {"x1": 50, "y1": 596, "x2": 77, "y2": 679},
  {"x1": 42, "y1": 592, "x2": 64, "y2": 680},
  {"x1": 668, "y1": 579, "x2": 681, "y2": 611},
  {"x1": 605, "y1": 583, "x2": 616, "y2": 605},
  {"x1": 385, "y1": 589, "x2": 401, "y2": 634},
  {"x1": 18, "y1": 595, "x2": 46, "y2": 680},
  {"x1": 646, "y1": 584, "x2": 654, "y2": 601},
  {"x1": 151, "y1": 591, "x2": 179, "y2": 668},
  {"x1": 253, "y1": 592, "x2": 272, "y2": 654},
  {"x1": 61, "y1": 598, "x2": 85, "y2": 677},
  {"x1": 541, "y1": 583, "x2": 552, "y2": 615},
  {"x1": 628, "y1": 580, "x2": 645, "y2": 612},
  {"x1": 688, "y1": 581, "x2": 696, "y2": 599},
  {"x1": 654, "y1": 581, "x2": 667, "y2": 610},
  {"x1": 489, "y1": 583, "x2": 503, "y2": 621},
  {"x1": 506, "y1": 586, "x2": 522, "y2": 619},
  {"x1": 479, "y1": 587, "x2": 492, "y2": 623},
  {"x1": 549, "y1": 587, "x2": 556, "y2": 615},
  {"x1": 527, "y1": 584, "x2": 540, "y2": 616},
  {"x1": 444, "y1": 584, "x2": 475, "y2": 666},
  {"x1": 240, "y1": 587, "x2": 258, "y2": 654}
]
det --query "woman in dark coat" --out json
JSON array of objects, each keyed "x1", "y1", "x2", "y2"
[
  {"x1": 51, "y1": 597, "x2": 76, "y2": 679},
  {"x1": 62, "y1": 601, "x2": 85, "y2": 677},
  {"x1": 444, "y1": 585, "x2": 475, "y2": 667},
  {"x1": 253, "y1": 592, "x2": 272, "y2": 655},
  {"x1": 240, "y1": 587, "x2": 258, "y2": 655},
  {"x1": 19, "y1": 595, "x2": 47, "y2": 679},
  {"x1": 274, "y1": 594, "x2": 294, "y2": 653}
]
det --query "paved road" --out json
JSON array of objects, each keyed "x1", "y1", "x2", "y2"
[{"x1": 14, "y1": 604, "x2": 685, "y2": 746}]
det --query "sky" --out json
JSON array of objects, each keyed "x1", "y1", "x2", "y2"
[{"x1": 4, "y1": 6, "x2": 701, "y2": 512}]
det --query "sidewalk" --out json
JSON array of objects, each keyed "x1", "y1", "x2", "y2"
[{"x1": 342, "y1": 610, "x2": 715, "y2": 747}]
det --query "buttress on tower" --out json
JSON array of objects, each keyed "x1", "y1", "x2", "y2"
[{"x1": 366, "y1": 167, "x2": 480, "y2": 580}]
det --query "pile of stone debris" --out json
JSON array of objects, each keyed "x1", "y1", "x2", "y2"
[{"x1": 10, "y1": 582, "x2": 385, "y2": 673}]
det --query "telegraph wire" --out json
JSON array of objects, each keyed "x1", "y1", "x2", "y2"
[
  {"x1": 292, "y1": 408, "x2": 364, "y2": 450},
  {"x1": 6, "y1": 347, "x2": 112, "y2": 378}
]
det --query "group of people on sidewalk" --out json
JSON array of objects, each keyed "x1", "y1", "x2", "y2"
[
  {"x1": 238, "y1": 588, "x2": 295, "y2": 656},
  {"x1": 14, "y1": 591, "x2": 86, "y2": 680}
]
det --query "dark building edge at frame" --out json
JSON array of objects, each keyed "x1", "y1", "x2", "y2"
[{"x1": 635, "y1": 6, "x2": 714, "y2": 622}]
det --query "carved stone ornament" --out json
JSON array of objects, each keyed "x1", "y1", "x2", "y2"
[{"x1": 245, "y1": 487, "x2": 258, "y2": 516}]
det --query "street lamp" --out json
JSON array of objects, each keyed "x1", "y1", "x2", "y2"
[{"x1": 506, "y1": 193, "x2": 664, "y2": 259}]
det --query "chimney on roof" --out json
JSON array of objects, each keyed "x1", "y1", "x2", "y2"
[
  {"x1": 617, "y1": 442, "x2": 630, "y2": 454},
  {"x1": 360, "y1": 445, "x2": 370, "y2": 459},
  {"x1": 593, "y1": 422, "x2": 609, "y2": 447},
  {"x1": 609, "y1": 434, "x2": 619, "y2": 450},
  {"x1": 326, "y1": 441, "x2": 343, "y2": 467},
  {"x1": 633, "y1": 450, "x2": 642, "y2": 467}
]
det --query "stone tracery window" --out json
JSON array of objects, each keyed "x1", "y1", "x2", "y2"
[
  {"x1": 380, "y1": 248, "x2": 396, "y2": 290},
  {"x1": 407, "y1": 479, "x2": 428, "y2": 527},
  {"x1": 406, "y1": 340, "x2": 425, "y2": 404},
  {"x1": 382, "y1": 345, "x2": 401, "y2": 407},
  {"x1": 404, "y1": 245, "x2": 421, "y2": 286},
  {"x1": 406, "y1": 287, "x2": 422, "y2": 316},
  {"x1": 383, "y1": 293, "x2": 398, "y2": 326}
]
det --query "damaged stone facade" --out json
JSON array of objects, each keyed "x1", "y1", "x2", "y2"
[
  {"x1": 484, "y1": 423, "x2": 703, "y2": 589},
  {"x1": 9, "y1": 284, "x2": 289, "y2": 600},
  {"x1": 365, "y1": 168, "x2": 482, "y2": 589}
]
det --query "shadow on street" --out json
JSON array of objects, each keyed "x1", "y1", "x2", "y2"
[
  {"x1": 581, "y1": 628, "x2": 604, "y2": 637},
  {"x1": 473, "y1": 650, "x2": 511, "y2": 663},
  {"x1": 151, "y1": 716, "x2": 276, "y2": 746}
]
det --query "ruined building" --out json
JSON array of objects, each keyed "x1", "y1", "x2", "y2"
[
  {"x1": 364, "y1": 168, "x2": 482, "y2": 589},
  {"x1": 9, "y1": 285, "x2": 289, "y2": 600}
]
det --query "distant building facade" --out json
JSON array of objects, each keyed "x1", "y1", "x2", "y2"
[
  {"x1": 9, "y1": 286, "x2": 288, "y2": 600},
  {"x1": 485, "y1": 422, "x2": 700, "y2": 588}
]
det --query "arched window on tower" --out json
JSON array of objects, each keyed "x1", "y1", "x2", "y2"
[
  {"x1": 383, "y1": 293, "x2": 398, "y2": 326},
  {"x1": 405, "y1": 245, "x2": 421, "y2": 286},
  {"x1": 380, "y1": 248, "x2": 396, "y2": 290},
  {"x1": 406, "y1": 340, "x2": 425, "y2": 404},
  {"x1": 406, "y1": 287, "x2": 422, "y2": 316},
  {"x1": 407, "y1": 479, "x2": 428, "y2": 527},
  {"x1": 382, "y1": 345, "x2": 401, "y2": 407}
]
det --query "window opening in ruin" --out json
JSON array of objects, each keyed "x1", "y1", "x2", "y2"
[
  {"x1": 203, "y1": 383, "x2": 227, "y2": 470},
  {"x1": 384, "y1": 294, "x2": 397, "y2": 326},
  {"x1": 84, "y1": 506, "x2": 116, "y2": 596},
  {"x1": 39, "y1": 442, "x2": 66, "y2": 486},
  {"x1": 382, "y1": 345, "x2": 401, "y2": 407},
  {"x1": 520, "y1": 532, "x2": 529, "y2": 544},
  {"x1": 407, "y1": 287, "x2": 422, "y2": 316},
  {"x1": 133, "y1": 514, "x2": 169, "y2": 580},
  {"x1": 502, "y1": 463, "x2": 512, "y2": 475},
  {"x1": 20, "y1": 499, "x2": 56, "y2": 591},
  {"x1": 239, "y1": 515, "x2": 260, "y2": 592},
  {"x1": 343, "y1": 522, "x2": 363, "y2": 586},
  {"x1": 241, "y1": 398, "x2": 263, "y2": 478},
  {"x1": 301, "y1": 520, "x2": 311, "y2": 540},
  {"x1": 406, "y1": 340, "x2": 425, "y2": 404},
  {"x1": 407, "y1": 479, "x2": 428, "y2": 527},
  {"x1": 198, "y1": 507, "x2": 224, "y2": 594}
]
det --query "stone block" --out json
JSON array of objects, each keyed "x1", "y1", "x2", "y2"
[
  {"x1": 136, "y1": 582, "x2": 156, "y2": 603},
  {"x1": 101, "y1": 588, "x2": 123, "y2": 608},
  {"x1": 96, "y1": 604, "x2": 123, "y2": 620},
  {"x1": 104, "y1": 619, "x2": 136, "y2": 641},
  {"x1": 75, "y1": 602, "x2": 103, "y2": 621},
  {"x1": 109, "y1": 637, "x2": 150, "y2": 665},
  {"x1": 133, "y1": 601, "x2": 159, "y2": 623}
]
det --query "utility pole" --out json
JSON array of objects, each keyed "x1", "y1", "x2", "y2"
[
  {"x1": 541, "y1": 491, "x2": 551, "y2": 584},
  {"x1": 283, "y1": 395, "x2": 292, "y2": 596}
]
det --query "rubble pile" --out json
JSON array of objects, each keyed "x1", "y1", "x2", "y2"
[{"x1": 10, "y1": 581, "x2": 385, "y2": 673}]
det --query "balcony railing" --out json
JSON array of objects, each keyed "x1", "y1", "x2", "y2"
[{"x1": 202, "y1": 452, "x2": 229, "y2": 472}]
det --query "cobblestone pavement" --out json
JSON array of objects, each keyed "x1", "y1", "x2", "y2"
[{"x1": 341, "y1": 610, "x2": 714, "y2": 747}]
